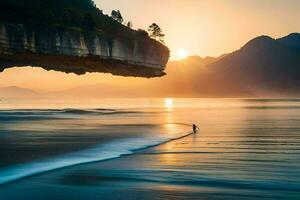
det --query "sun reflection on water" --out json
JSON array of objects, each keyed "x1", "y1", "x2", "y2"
[{"x1": 164, "y1": 98, "x2": 174, "y2": 110}]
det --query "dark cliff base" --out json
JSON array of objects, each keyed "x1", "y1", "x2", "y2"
[{"x1": 0, "y1": 53, "x2": 166, "y2": 78}]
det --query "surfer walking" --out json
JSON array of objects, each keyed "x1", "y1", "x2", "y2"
[{"x1": 193, "y1": 124, "x2": 199, "y2": 134}]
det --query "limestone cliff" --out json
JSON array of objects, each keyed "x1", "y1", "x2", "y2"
[{"x1": 0, "y1": 23, "x2": 170, "y2": 77}]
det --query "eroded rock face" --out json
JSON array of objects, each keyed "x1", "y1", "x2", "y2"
[{"x1": 0, "y1": 23, "x2": 170, "y2": 77}]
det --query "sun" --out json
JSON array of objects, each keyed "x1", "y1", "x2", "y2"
[{"x1": 175, "y1": 48, "x2": 189, "y2": 60}]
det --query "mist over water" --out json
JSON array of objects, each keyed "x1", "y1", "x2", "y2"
[{"x1": 0, "y1": 98, "x2": 300, "y2": 199}]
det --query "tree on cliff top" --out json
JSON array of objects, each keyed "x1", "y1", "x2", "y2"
[
  {"x1": 111, "y1": 10, "x2": 123, "y2": 24},
  {"x1": 148, "y1": 23, "x2": 165, "y2": 44},
  {"x1": 126, "y1": 21, "x2": 133, "y2": 29}
]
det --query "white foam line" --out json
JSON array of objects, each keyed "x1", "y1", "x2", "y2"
[{"x1": 0, "y1": 131, "x2": 192, "y2": 185}]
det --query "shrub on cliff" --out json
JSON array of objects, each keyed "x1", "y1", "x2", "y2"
[
  {"x1": 148, "y1": 23, "x2": 165, "y2": 44},
  {"x1": 111, "y1": 10, "x2": 124, "y2": 24}
]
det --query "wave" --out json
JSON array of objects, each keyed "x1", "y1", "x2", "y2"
[
  {"x1": 0, "y1": 126, "x2": 192, "y2": 185},
  {"x1": 242, "y1": 106, "x2": 300, "y2": 110},
  {"x1": 244, "y1": 98, "x2": 300, "y2": 103},
  {"x1": 89, "y1": 172, "x2": 300, "y2": 192},
  {"x1": 61, "y1": 109, "x2": 141, "y2": 115},
  {"x1": 0, "y1": 108, "x2": 143, "y2": 121}
]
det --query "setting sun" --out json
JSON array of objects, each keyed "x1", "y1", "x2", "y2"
[{"x1": 175, "y1": 48, "x2": 189, "y2": 60}]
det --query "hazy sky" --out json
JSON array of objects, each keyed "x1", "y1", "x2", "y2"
[{"x1": 99, "y1": 0, "x2": 300, "y2": 58}]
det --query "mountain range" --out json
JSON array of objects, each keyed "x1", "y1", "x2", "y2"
[
  {"x1": 206, "y1": 33, "x2": 300, "y2": 96},
  {"x1": 149, "y1": 32, "x2": 300, "y2": 97},
  {"x1": 0, "y1": 86, "x2": 38, "y2": 98}
]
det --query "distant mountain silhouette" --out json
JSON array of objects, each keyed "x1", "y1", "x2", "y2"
[
  {"x1": 0, "y1": 86, "x2": 38, "y2": 98},
  {"x1": 277, "y1": 33, "x2": 300, "y2": 50},
  {"x1": 205, "y1": 33, "x2": 300, "y2": 96},
  {"x1": 47, "y1": 84, "x2": 140, "y2": 98},
  {"x1": 135, "y1": 33, "x2": 300, "y2": 97}
]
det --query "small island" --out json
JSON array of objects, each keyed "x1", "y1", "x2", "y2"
[{"x1": 0, "y1": 0, "x2": 170, "y2": 77}]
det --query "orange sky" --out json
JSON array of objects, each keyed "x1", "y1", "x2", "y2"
[
  {"x1": 99, "y1": 0, "x2": 300, "y2": 59},
  {"x1": 0, "y1": 67, "x2": 156, "y2": 92}
]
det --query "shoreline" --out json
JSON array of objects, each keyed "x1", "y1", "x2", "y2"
[{"x1": 0, "y1": 124, "x2": 192, "y2": 186}]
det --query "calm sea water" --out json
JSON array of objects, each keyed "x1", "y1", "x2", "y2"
[{"x1": 0, "y1": 98, "x2": 299, "y2": 199}]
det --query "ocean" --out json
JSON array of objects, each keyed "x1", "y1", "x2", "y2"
[{"x1": 0, "y1": 98, "x2": 299, "y2": 199}]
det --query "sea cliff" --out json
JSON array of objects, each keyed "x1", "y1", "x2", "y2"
[{"x1": 0, "y1": 23, "x2": 170, "y2": 77}]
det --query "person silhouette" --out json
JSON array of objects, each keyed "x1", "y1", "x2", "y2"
[{"x1": 193, "y1": 124, "x2": 199, "y2": 134}]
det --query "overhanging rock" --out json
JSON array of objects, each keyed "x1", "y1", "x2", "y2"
[{"x1": 0, "y1": 23, "x2": 170, "y2": 77}]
